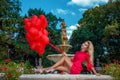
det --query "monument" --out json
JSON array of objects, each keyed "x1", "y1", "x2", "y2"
[{"x1": 47, "y1": 21, "x2": 73, "y2": 62}]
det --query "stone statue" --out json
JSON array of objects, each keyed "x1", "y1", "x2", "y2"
[{"x1": 60, "y1": 21, "x2": 68, "y2": 45}]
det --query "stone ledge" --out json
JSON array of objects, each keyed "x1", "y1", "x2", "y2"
[{"x1": 19, "y1": 74, "x2": 113, "y2": 80}]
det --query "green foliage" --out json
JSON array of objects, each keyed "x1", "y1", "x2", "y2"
[
  {"x1": 102, "y1": 23, "x2": 120, "y2": 62},
  {"x1": 104, "y1": 22, "x2": 119, "y2": 36},
  {"x1": 0, "y1": 0, "x2": 22, "y2": 60},
  {"x1": 70, "y1": 0, "x2": 120, "y2": 63},
  {"x1": 0, "y1": 59, "x2": 34, "y2": 80},
  {"x1": 104, "y1": 60, "x2": 120, "y2": 80}
]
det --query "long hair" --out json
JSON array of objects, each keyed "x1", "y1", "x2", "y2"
[{"x1": 86, "y1": 41, "x2": 94, "y2": 64}]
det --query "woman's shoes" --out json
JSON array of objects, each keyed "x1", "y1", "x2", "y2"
[
  {"x1": 34, "y1": 68, "x2": 57, "y2": 74},
  {"x1": 44, "y1": 68, "x2": 55, "y2": 74},
  {"x1": 34, "y1": 68, "x2": 43, "y2": 74}
]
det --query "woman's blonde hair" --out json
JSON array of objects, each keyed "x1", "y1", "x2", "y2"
[{"x1": 86, "y1": 41, "x2": 94, "y2": 64}]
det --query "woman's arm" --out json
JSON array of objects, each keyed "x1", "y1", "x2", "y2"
[
  {"x1": 62, "y1": 52, "x2": 67, "y2": 56},
  {"x1": 86, "y1": 54, "x2": 101, "y2": 76},
  {"x1": 92, "y1": 67, "x2": 101, "y2": 76}
]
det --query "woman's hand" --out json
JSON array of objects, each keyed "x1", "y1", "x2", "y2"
[
  {"x1": 92, "y1": 67, "x2": 101, "y2": 76},
  {"x1": 95, "y1": 73, "x2": 101, "y2": 76},
  {"x1": 62, "y1": 52, "x2": 67, "y2": 56}
]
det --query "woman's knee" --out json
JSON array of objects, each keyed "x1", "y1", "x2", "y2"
[
  {"x1": 64, "y1": 56, "x2": 69, "y2": 59},
  {"x1": 64, "y1": 56, "x2": 71, "y2": 62}
]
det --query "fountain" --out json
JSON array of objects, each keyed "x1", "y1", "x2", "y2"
[{"x1": 47, "y1": 21, "x2": 73, "y2": 62}]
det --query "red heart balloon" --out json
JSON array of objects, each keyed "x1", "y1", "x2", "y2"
[
  {"x1": 35, "y1": 19, "x2": 42, "y2": 30},
  {"x1": 42, "y1": 29, "x2": 48, "y2": 36},
  {"x1": 39, "y1": 15, "x2": 48, "y2": 29},
  {"x1": 41, "y1": 35, "x2": 49, "y2": 44},
  {"x1": 35, "y1": 42, "x2": 45, "y2": 56},
  {"x1": 24, "y1": 22, "x2": 31, "y2": 32},
  {"x1": 28, "y1": 27, "x2": 39, "y2": 37},
  {"x1": 24, "y1": 18, "x2": 29, "y2": 24},
  {"x1": 29, "y1": 42, "x2": 36, "y2": 50},
  {"x1": 24, "y1": 15, "x2": 49, "y2": 56},
  {"x1": 26, "y1": 33, "x2": 34, "y2": 42},
  {"x1": 31, "y1": 15, "x2": 38, "y2": 25},
  {"x1": 38, "y1": 49, "x2": 44, "y2": 56},
  {"x1": 35, "y1": 42, "x2": 43, "y2": 50},
  {"x1": 32, "y1": 15, "x2": 38, "y2": 21},
  {"x1": 34, "y1": 31, "x2": 43, "y2": 42}
]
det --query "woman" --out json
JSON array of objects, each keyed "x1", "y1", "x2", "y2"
[{"x1": 36, "y1": 41, "x2": 100, "y2": 75}]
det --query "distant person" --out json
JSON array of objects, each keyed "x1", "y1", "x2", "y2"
[{"x1": 35, "y1": 41, "x2": 100, "y2": 76}]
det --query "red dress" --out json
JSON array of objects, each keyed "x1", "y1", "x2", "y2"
[{"x1": 70, "y1": 51, "x2": 94, "y2": 74}]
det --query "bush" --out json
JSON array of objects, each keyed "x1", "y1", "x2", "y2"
[
  {"x1": 104, "y1": 60, "x2": 120, "y2": 80},
  {"x1": 0, "y1": 58, "x2": 35, "y2": 80}
]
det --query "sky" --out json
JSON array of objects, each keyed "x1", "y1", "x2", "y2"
[{"x1": 20, "y1": 0, "x2": 108, "y2": 39}]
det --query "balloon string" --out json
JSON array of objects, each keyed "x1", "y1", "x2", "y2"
[{"x1": 49, "y1": 43, "x2": 63, "y2": 53}]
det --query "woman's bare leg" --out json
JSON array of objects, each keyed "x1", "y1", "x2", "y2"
[
  {"x1": 54, "y1": 66, "x2": 70, "y2": 73},
  {"x1": 35, "y1": 56, "x2": 66, "y2": 72},
  {"x1": 36, "y1": 56, "x2": 72, "y2": 73},
  {"x1": 51, "y1": 56, "x2": 66, "y2": 69},
  {"x1": 53, "y1": 56, "x2": 73, "y2": 73},
  {"x1": 51, "y1": 56, "x2": 72, "y2": 69}
]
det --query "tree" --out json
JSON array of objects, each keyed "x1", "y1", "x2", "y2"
[
  {"x1": 69, "y1": 0, "x2": 120, "y2": 64},
  {"x1": 103, "y1": 21, "x2": 120, "y2": 61},
  {"x1": 0, "y1": 0, "x2": 21, "y2": 60}
]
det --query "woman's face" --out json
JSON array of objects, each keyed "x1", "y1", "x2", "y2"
[{"x1": 81, "y1": 42, "x2": 89, "y2": 51}]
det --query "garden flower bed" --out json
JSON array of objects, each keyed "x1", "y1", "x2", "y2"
[
  {"x1": 104, "y1": 60, "x2": 120, "y2": 80},
  {"x1": 0, "y1": 58, "x2": 35, "y2": 80}
]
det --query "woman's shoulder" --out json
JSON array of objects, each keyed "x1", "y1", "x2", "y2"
[
  {"x1": 85, "y1": 51, "x2": 89, "y2": 54},
  {"x1": 81, "y1": 51, "x2": 90, "y2": 56},
  {"x1": 75, "y1": 51, "x2": 81, "y2": 54},
  {"x1": 76, "y1": 51, "x2": 88, "y2": 53},
  {"x1": 75, "y1": 51, "x2": 89, "y2": 55},
  {"x1": 85, "y1": 52, "x2": 90, "y2": 56}
]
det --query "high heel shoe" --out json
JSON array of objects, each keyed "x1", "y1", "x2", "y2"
[
  {"x1": 45, "y1": 68, "x2": 54, "y2": 73},
  {"x1": 34, "y1": 68, "x2": 43, "y2": 74}
]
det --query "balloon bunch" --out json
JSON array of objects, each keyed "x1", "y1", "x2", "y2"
[{"x1": 24, "y1": 15, "x2": 49, "y2": 56}]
